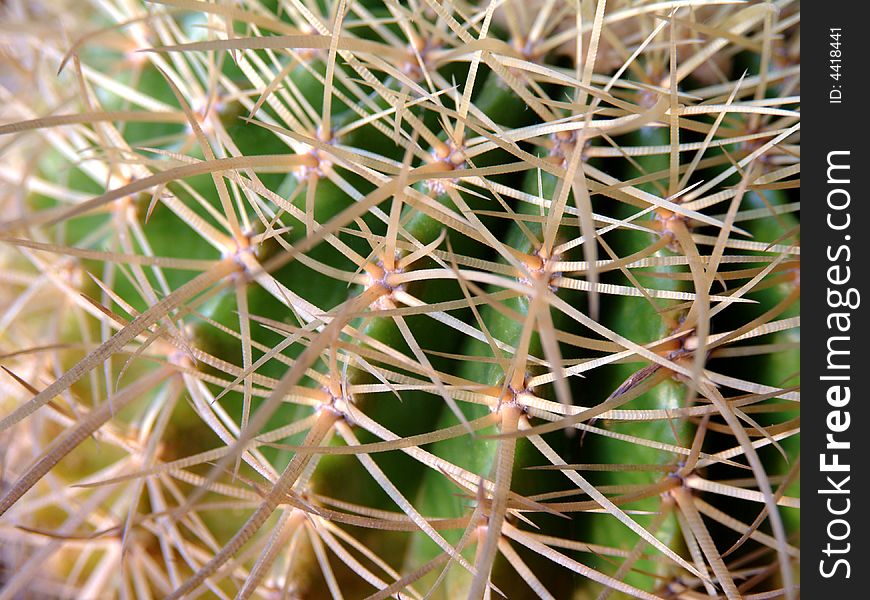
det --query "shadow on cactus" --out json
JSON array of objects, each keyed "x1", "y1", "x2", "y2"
[{"x1": 0, "y1": 1, "x2": 799, "y2": 598}]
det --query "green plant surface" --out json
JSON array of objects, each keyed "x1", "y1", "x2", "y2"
[
  {"x1": 0, "y1": 1, "x2": 800, "y2": 599},
  {"x1": 579, "y1": 121, "x2": 694, "y2": 597}
]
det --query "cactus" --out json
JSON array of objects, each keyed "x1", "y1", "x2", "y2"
[{"x1": 0, "y1": 1, "x2": 799, "y2": 598}]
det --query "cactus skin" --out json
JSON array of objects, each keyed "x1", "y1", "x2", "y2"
[
  {"x1": 582, "y1": 124, "x2": 692, "y2": 594},
  {"x1": 0, "y1": 2, "x2": 799, "y2": 599}
]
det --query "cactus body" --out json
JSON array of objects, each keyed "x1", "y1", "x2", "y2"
[{"x1": 0, "y1": 2, "x2": 800, "y2": 598}]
